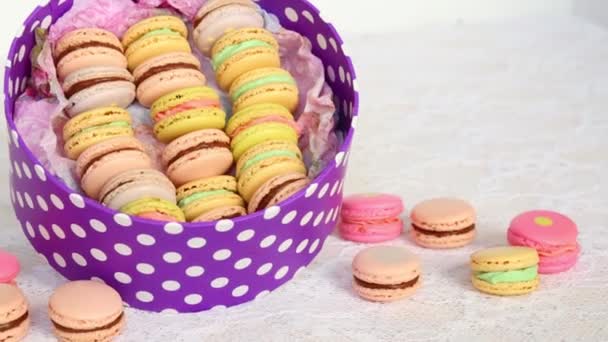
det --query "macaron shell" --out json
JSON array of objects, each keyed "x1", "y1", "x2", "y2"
[
  {"x1": 122, "y1": 16, "x2": 189, "y2": 48},
  {"x1": 238, "y1": 159, "x2": 306, "y2": 202},
  {"x1": 231, "y1": 123, "x2": 299, "y2": 161},
  {"x1": 154, "y1": 108, "x2": 226, "y2": 143},
  {"x1": 233, "y1": 83, "x2": 299, "y2": 113},
  {"x1": 168, "y1": 148, "x2": 233, "y2": 187},
  {"x1": 193, "y1": 4, "x2": 264, "y2": 56},
  {"x1": 63, "y1": 107, "x2": 131, "y2": 140},
  {"x1": 151, "y1": 86, "x2": 219, "y2": 118},
  {"x1": 0, "y1": 285, "x2": 28, "y2": 324},
  {"x1": 247, "y1": 173, "x2": 308, "y2": 213},
  {"x1": 537, "y1": 249, "x2": 579, "y2": 274},
  {"x1": 236, "y1": 140, "x2": 302, "y2": 178},
  {"x1": 410, "y1": 228, "x2": 476, "y2": 249},
  {"x1": 508, "y1": 210, "x2": 578, "y2": 246},
  {"x1": 137, "y1": 69, "x2": 207, "y2": 107},
  {"x1": 0, "y1": 251, "x2": 20, "y2": 283},
  {"x1": 126, "y1": 35, "x2": 191, "y2": 71},
  {"x1": 0, "y1": 317, "x2": 29, "y2": 342},
  {"x1": 353, "y1": 277, "x2": 421, "y2": 302},
  {"x1": 57, "y1": 48, "x2": 127, "y2": 81},
  {"x1": 65, "y1": 126, "x2": 134, "y2": 160},
  {"x1": 66, "y1": 81, "x2": 136, "y2": 117},
  {"x1": 55, "y1": 28, "x2": 123, "y2": 58},
  {"x1": 81, "y1": 150, "x2": 152, "y2": 199},
  {"x1": 342, "y1": 194, "x2": 404, "y2": 221},
  {"x1": 216, "y1": 47, "x2": 280, "y2": 90},
  {"x1": 410, "y1": 198, "x2": 476, "y2": 231},
  {"x1": 226, "y1": 103, "x2": 293, "y2": 137},
  {"x1": 470, "y1": 246, "x2": 539, "y2": 272},
  {"x1": 193, "y1": 205, "x2": 247, "y2": 222},
  {"x1": 471, "y1": 276, "x2": 539, "y2": 296},
  {"x1": 182, "y1": 193, "x2": 245, "y2": 221},
  {"x1": 340, "y1": 219, "x2": 403, "y2": 243},
  {"x1": 120, "y1": 198, "x2": 185, "y2": 222},
  {"x1": 352, "y1": 246, "x2": 421, "y2": 285}
]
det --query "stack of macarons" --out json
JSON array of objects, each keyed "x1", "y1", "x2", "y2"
[
  {"x1": 193, "y1": 0, "x2": 299, "y2": 112},
  {"x1": 123, "y1": 16, "x2": 207, "y2": 107},
  {"x1": 54, "y1": 28, "x2": 135, "y2": 117}
]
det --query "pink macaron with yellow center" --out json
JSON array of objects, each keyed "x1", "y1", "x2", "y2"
[
  {"x1": 508, "y1": 210, "x2": 580, "y2": 274},
  {"x1": 76, "y1": 137, "x2": 153, "y2": 200},
  {"x1": 410, "y1": 198, "x2": 477, "y2": 249},
  {"x1": 339, "y1": 194, "x2": 404, "y2": 243},
  {"x1": 352, "y1": 246, "x2": 421, "y2": 302}
]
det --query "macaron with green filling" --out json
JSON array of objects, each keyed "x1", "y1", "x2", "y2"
[
  {"x1": 63, "y1": 106, "x2": 134, "y2": 160},
  {"x1": 177, "y1": 176, "x2": 246, "y2": 222},
  {"x1": 121, "y1": 198, "x2": 186, "y2": 222},
  {"x1": 211, "y1": 27, "x2": 280, "y2": 90},
  {"x1": 470, "y1": 246, "x2": 540, "y2": 296},
  {"x1": 226, "y1": 103, "x2": 297, "y2": 139},
  {"x1": 122, "y1": 16, "x2": 191, "y2": 71},
  {"x1": 230, "y1": 67, "x2": 299, "y2": 113}
]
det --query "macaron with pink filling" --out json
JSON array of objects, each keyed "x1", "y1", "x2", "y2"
[
  {"x1": 410, "y1": 198, "x2": 476, "y2": 249},
  {"x1": 508, "y1": 210, "x2": 580, "y2": 274},
  {"x1": 352, "y1": 246, "x2": 421, "y2": 302},
  {"x1": 0, "y1": 250, "x2": 19, "y2": 285},
  {"x1": 339, "y1": 193, "x2": 404, "y2": 243}
]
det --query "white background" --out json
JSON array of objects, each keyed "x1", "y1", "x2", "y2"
[{"x1": 1, "y1": 1, "x2": 608, "y2": 341}]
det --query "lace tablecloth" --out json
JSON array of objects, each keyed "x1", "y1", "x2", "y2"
[{"x1": 1, "y1": 15, "x2": 607, "y2": 341}]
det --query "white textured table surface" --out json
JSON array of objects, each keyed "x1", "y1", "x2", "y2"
[{"x1": 2, "y1": 15, "x2": 608, "y2": 341}]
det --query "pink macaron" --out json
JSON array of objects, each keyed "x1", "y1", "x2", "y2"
[
  {"x1": 77, "y1": 137, "x2": 153, "y2": 200},
  {"x1": 508, "y1": 210, "x2": 580, "y2": 274},
  {"x1": 339, "y1": 193, "x2": 404, "y2": 243},
  {"x1": 0, "y1": 250, "x2": 19, "y2": 284}
]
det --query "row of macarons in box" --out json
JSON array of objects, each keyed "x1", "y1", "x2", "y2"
[{"x1": 339, "y1": 194, "x2": 580, "y2": 300}]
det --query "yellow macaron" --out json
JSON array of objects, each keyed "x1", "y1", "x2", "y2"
[
  {"x1": 153, "y1": 107, "x2": 227, "y2": 143},
  {"x1": 229, "y1": 67, "x2": 299, "y2": 113},
  {"x1": 123, "y1": 16, "x2": 191, "y2": 71},
  {"x1": 231, "y1": 121, "x2": 299, "y2": 161},
  {"x1": 470, "y1": 246, "x2": 540, "y2": 296},
  {"x1": 63, "y1": 107, "x2": 133, "y2": 160},
  {"x1": 150, "y1": 86, "x2": 221, "y2": 123},
  {"x1": 226, "y1": 103, "x2": 294, "y2": 138},
  {"x1": 121, "y1": 198, "x2": 186, "y2": 222},
  {"x1": 211, "y1": 27, "x2": 280, "y2": 90},
  {"x1": 177, "y1": 176, "x2": 246, "y2": 222}
]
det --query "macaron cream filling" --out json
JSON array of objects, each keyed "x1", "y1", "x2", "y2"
[
  {"x1": 412, "y1": 223, "x2": 476, "y2": 237},
  {"x1": 154, "y1": 99, "x2": 221, "y2": 122},
  {"x1": 56, "y1": 41, "x2": 122, "y2": 64},
  {"x1": 179, "y1": 190, "x2": 231, "y2": 207},
  {"x1": 354, "y1": 276, "x2": 420, "y2": 290},
  {"x1": 65, "y1": 75, "x2": 132, "y2": 98},
  {"x1": 75, "y1": 121, "x2": 131, "y2": 137},
  {"x1": 167, "y1": 139, "x2": 231, "y2": 166},
  {"x1": 212, "y1": 40, "x2": 272, "y2": 70},
  {"x1": 251, "y1": 177, "x2": 303, "y2": 212},
  {"x1": 52, "y1": 313, "x2": 124, "y2": 334},
  {"x1": 231, "y1": 74, "x2": 296, "y2": 101},
  {"x1": 240, "y1": 150, "x2": 299, "y2": 174},
  {"x1": 475, "y1": 265, "x2": 538, "y2": 285},
  {"x1": 134, "y1": 28, "x2": 181, "y2": 46},
  {"x1": 0, "y1": 311, "x2": 29, "y2": 332}
]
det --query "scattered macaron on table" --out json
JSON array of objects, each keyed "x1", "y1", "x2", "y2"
[
  {"x1": 339, "y1": 194, "x2": 404, "y2": 243},
  {"x1": 410, "y1": 198, "x2": 477, "y2": 249},
  {"x1": 470, "y1": 247, "x2": 540, "y2": 296},
  {"x1": 352, "y1": 246, "x2": 421, "y2": 302},
  {"x1": 508, "y1": 210, "x2": 580, "y2": 274},
  {"x1": 0, "y1": 250, "x2": 20, "y2": 285},
  {"x1": 0, "y1": 285, "x2": 30, "y2": 342}
]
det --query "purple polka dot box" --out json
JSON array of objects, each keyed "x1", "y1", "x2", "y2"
[{"x1": 4, "y1": 0, "x2": 357, "y2": 313}]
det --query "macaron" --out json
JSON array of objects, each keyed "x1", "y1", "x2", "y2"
[
  {"x1": 0, "y1": 250, "x2": 19, "y2": 284},
  {"x1": 340, "y1": 194, "x2": 404, "y2": 243},
  {"x1": 162, "y1": 129, "x2": 233, "y2": 186},
  {"x1": 122, "y1": 16, "x2": 190, "y2": 71},
  {"x1": 54, "y1": 28, "x2": 126, "y2": 80},
  {"x1": 0, "y1": 284, "x2": 30, "y2": 342},
  {"x1": 49, "y1": 281, "x2": 124, "y2": 342},
  {"x1": 99, "y1": 169, "x2": 177, "y2": 210},
  {"x1": 62, "y1": 66, "x2": 136, "y2": 117},
  {"x1": 193, "y1": 0, "x2": 264, "y2": 56},
  {"x1": 76, "y1": 136, "x2": 152, "y2": 199},
  {"x1": 508, "y1": 210, "x2": 580, "y2": 274},
  {"x1": 63, "y1": 106, "x2": 134, "y2": 160},
  {"x1": 211, "y1": 27, "x2": 280, "y2": 90},
  {"x1": 226, "y1": 103, "x2": 298, "y2": 140},
  {"x1": 121, "y1": 198, "x2": 186, "y2": 222},
  {"x1": 236, "y1": 141, "x2": 306, "y2": 202},
  {"x1": 133, "y1": 52, "x2": 207, "y2": 107},
  {"x1": 471, "y1": 246, "x2": 540, "y2": 296},
  {"x1": 230, "y1": 67, "x2": 299, "y2": 113},
  {"x1": 150, "y1": 86, "x2": 221, "y2": 123},
  {"x1": 231, "y1": 119, "x2": 299, "y2": 162},
  {"x1": 177, "y1": 176, "x2": 246, "y2": 222},
  {"x1": 352, "y1": 246, "x2": 421, "y2": 302},
  {"x1": 193, "y1": 206, "x2": 248, "y2": 222},
  {"x1": 247, "y1": 172, "x2": 309, "y2": 214},
  {"x1": 153, "y1": 105, "x2": 227, "y2": 144},
  {"x1": 410, "y1": 198, "x2": 476, "y2": 249}
]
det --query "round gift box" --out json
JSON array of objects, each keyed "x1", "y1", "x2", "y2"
[{"x1": 3, "y1": 0, "x2": 358, "y2": 313}]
